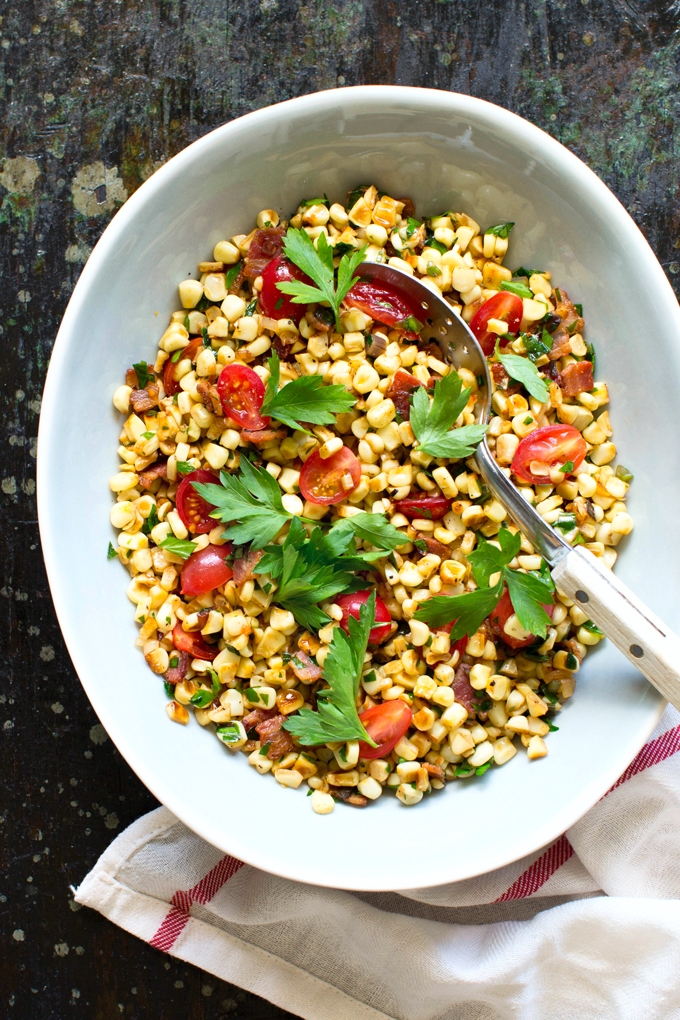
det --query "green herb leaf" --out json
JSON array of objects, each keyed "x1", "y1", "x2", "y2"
[
  {"x1": 426, "y1": 263, "x2": 442, "y2": 277},
  {"x1": 616, "y1": 464, "x2": 634, "y2": 483},
  {"x1": 504, "y1": 569, "x2": 553, "y2": 639},
  {"x1": 425, "y1": 237, "x2": 447, "y2": 254},
  {"x1": 414, "y1": 580, "x2": 504, "y2": 641},
  {"x1": 582, "y1": 619, "x2": 604, "y2": 636},
  {"x1": 301, "y1": 194, "x2": 329, "y2": 207},
  {"x1": 496, "y1": 346, "x2": 549, "y2": 403},
  {"x1": 553, "y1": 512, "x2": 577, "y2": 534},
  {"x1": 405, "y1": 217, "x2": 422, "y2": 238},
  {"x1": 107, "y1": 542, "x2": 117, "y2": 560},
  {"x1": 500, "y1": 280, "x2": 533, "y2": 300},
  {"x1": 329, "y1": 512, "x2": 406, "y2": 554},
  {"x1": 278, "y1": 228, "x2": 367, "y2": 330},
  {"x1": 158, "y1": 535, "x2": 198, "y2": 559},
  {"x1": 193, "y1": 458, "x2": 292, "y2": 550},
  {"x1": 283, "y1": 592, "x2": 376, "y2": 746},
  {"x1": 486, "y1": 222, "x2": 514, "y2": 239},
  {"x1": 133, "y1": 361, "x2": 151, "y2": 388},
  {"x1": 142, "y1": 503, "x2": 160, "y2": 535},
  {"x1": 574, "y1": 303, "x2": 583, "y2": 317},
  {"x1": 475, "y1": 761, "x2": 493, "y2": 776},
  {"x1": 410, "y1": 369, "x2": 487, "y2": 460},
  {"x1": 513, "y1": 266, "x2": 543, "y2": 279},
  {"x1": 521, "y1": 331, "x2": 552, "y2": 362},
  {"x1": 176, "y1": 461, "x2": 194, "y2": 475},
  {"x1": 190, "y1": 669, "x2": 221, "y2": 708},
  {"x1": 468, "y1": 528, "x2": 521, "y2": 588},
  {"x1": 163, "y1": 681, "x2": 175, "y2": 698},
  {"x1": 245, "y1": 298, "x2": 258, "y2": 316},
  {"x1": 260, "y1": 352, "x2": 355, "y2": 431},
  {"x1": 225, "y1": 261, "x2": 242, "y2": 287}
]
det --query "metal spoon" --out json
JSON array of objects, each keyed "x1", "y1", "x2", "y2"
[{"x1": 357, "y1": 261, "x2": 680, "y2": 711}]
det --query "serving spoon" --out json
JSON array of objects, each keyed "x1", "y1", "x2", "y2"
[{"x1": 357, "y1": 261, "x2": 680, "y2": 711}]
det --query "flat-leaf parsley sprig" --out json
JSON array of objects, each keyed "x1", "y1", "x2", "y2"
[
  {"x1": 494, "y1": 340, "x2": 549, "y2": 404},
  {"x1": 283, "y1": 589, "x2": 377, "y2": 747},
  {"x1": 260, "y1": 352, "x2": 355, "y2": 432},
  {"x1": 276, "y1": 228, "x2": 367, "y2": 330},
  {"x1": 410, "y1": 369, "x2": 487, "y2": 460},
  {"x1": 415, "y1": 526, "x2": 554, "y2": 640}
]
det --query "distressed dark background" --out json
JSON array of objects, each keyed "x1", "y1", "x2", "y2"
[{"x1": 1, "y1": 0, "x2": 679, "y2": 1016}]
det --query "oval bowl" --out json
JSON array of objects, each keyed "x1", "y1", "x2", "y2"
[{"x1": 38, "y1": 86, "x2": 677, "y2": 891}]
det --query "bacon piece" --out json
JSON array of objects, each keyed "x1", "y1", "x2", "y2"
[
  {"x1": 243, "y1": 707, "x2": 276, "y2": 733},
  {"x1": 548, "y1": 289, "x2": 584, "y2": 360},
  {"x1": 548, "y1": 333, "x2": 572, "y2": 361},
  {"x1": 387, "y1": 368, "x2": 423, "y2": 420},
  {"x1": 397, "y1": 196, "x2": 416, "y2": 219},
  {"x1": 247, "y1": 226, "x2": 286, "y2": 262},
  {"x1": 418, "y1": 341, "x2": 442, "y2": 359},
  {"x1": 289, "y1": 650, "x2": 322, "y2": 683},
  {"x1": 130, "y1": 383, "x2": 160, "y2": 414},
  {"x1": 241, "y1": 427, "x2": 286, "y2": 444},
  {"x1": 330, "y1": 789, "x2": 368, "y2": 807},
  {"x1": 271, "y1": 335, "x2": 297, "y2": 362},
  {"x1": 452, "y1": 663, "x2": 475, "y2": 715},
  {"x1": 227, "y1": 265, "x2": 245, "y2": 293},
  {"x1": 165, "y1": 651, "x2": 189, "y2": 685},
  {"x1": 196, "y1": 379, "x2": 223, "y2": 415},
  {"x1": 422, "y1": 762, "x2": 445, "y2": 782},
  {"x1": 559, "y1": 360, "x2": 594, "y2": 397},
  {"x1": 126, "y1": 367, "x2": 139, "y2": 388},
  {"x1": 242, "y1": 257, "x2": 269, "y2": 280},
  {"x1": 137, "y1": 456, "x2": 168, "y2": 490},
  {"x1": 255, "y1": 713, "x2": 295, "y2": 759},
  {"x1": 415, "y1": 533, "x2": 450, "y2": 560},
  {"x1": 232, "y1": 548, "x2": 263, "y2": 587}
]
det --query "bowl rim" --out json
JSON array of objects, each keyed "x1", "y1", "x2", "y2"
[{"x1": 37, "y1": 85, "x2": 669, "y2": 890}]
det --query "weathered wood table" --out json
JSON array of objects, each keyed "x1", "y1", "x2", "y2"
[{"x1": 2, "y1": 1, "x2": 679, "y2": 1015}]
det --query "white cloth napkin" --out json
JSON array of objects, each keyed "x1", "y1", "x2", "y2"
[{"x1": 75, "y1": 706, "x2": 680, "y2": 1020}]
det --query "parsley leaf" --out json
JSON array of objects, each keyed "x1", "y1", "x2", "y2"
[
  {"x1": 414, "y1": 581, "x2": 504, "y2": 640},
  {"x1": 260, "y1": 353, "x2": 355, "y2": 432},
  {"x1": 300, "y1": 194, "x2": 330, "y2": 207},
  {"x1": 513, "y1": 266, "x2": 543, "y2": 278},
  {"x1": 468, "y1": 528, "x2": 521, "y2": 587},
  {"x1": 329, "y1": 512, "x2": 406, "y2": 554},
  {"x1": 190, "y1": 669, "x2": 222, "y2": 708},
  {"x1": 142, "y1": 504, "x2": 159, "y2": 535},
  {"x1": 277, "y1": 228, "x2": 367, "y2": 330},
  {"x1": 486, "y1": 222, "x2": 514, "y2": 238},
  {"x1": 500, "y1": 280, "x2": 533, "y2": 300},
  {"x1": 193, "y1": 458, "x2": 292, "y2": 550},
  {"x1": 522, "y1": 331, "x2": 552, "y2": 361},
  {"x1": 283, "y1": 591, "x2": 376, "y2": 746},
  {"x1": 159, "y1": 535, "x2": 197, "y2": 559},
  {"x1": 107, "y1": 542, "x2": 117, "y2": 560},
  {"x1": 176, "y1": 461, "x2": 194, "y2": 475},
  {"x1": 496, "y1": 345, "x2": 549, "y2": 403},
  {"x1": 504, "y1": 570, "x2": 553, "y2": 638},
  {"x1": 225, "y1": 261, "x2": 242, "y2": 287},
  {"x1": 410, "y1": 369, "x2": 487, "y2": 460},
  {"x1": 132, "y1": 361, "x2": 151, "y2": 388}
]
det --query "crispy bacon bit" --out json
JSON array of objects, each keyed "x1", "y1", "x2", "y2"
[
  {"x1": 548, "y1": 334, "x2": 572, "y2": 361},
  {"x1": 241, "y1": 427, "x2": 286, "y2": 444},
  {"x1": 232, "y1": 548, "x2": 263, "y2": 587},
  {"x1": 549, "y1": 289, "x2": 585, "y2": 360},
  {"x1": 196, "y1": 379, "x2": 223, "y2": 415},
  {"x1": 165, "y1": 651, "x2": 189, "y2": 685},
  {"x1": 227, "y1": 265, "x2": 245, "y2": 293},
  {"x1": 242, "y1": 258, "x2": 269, "y2": 280},
  {"x1": 418, "y1": 341, "x2": 442, "y2": 359},
  {"x1": 387, "y1": 368, "x2": 423, "y2": 420},
  {"x1": 415, "y1": 533, "x2": 450, "y2": 560},
  {"x1": 271, "y1": 335, "x2": 297, "y2": 362},
  {"x1": 559, "y1": 360, "x2": 594, "y2": 397},
  {"x1": 243, "y1": 707, "x2": 276, "y2": 732},
  {"x1": 130, "y1": 383, "x2": 160, "y2": 414},
  {"x1": 330, "y1": 789, "x2": 368, "y2": 807},
  {"x1": 452, "y1": 663, "x2": 475, "y2": 715},
  {"x1": 255, "y1": 712, "x2": 295, "y2": 759},
  {"x1": 398, "y1": 196, "x2": 416, "y2": 219},
  {"x1": 422, "y1": 762, "x2": 445, "y2": 782},
  {"x1": 138, "y1": 456, "x2": 168, "y2": 490},
  {"x1": 126, "y1": 367, "x2": 139, "y2": 388},
  {"x1": 289, "y1": 650, "x2": 322, "y2": 683},
  {"x1": 247, "y1": 226, "x2": 286, "y2": 263}
]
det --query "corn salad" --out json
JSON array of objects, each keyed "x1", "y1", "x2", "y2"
[{"x1": 108, "y1": 185, "x2": 633, "y2": 814}]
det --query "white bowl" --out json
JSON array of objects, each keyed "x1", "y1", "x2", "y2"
[{"x1": 38, "y1": 86, "x2": 679, "y2": 891}]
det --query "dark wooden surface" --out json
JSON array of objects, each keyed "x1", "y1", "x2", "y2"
[{"x1": 2, "y1": 1, "x2": 679, "y2": 1016}]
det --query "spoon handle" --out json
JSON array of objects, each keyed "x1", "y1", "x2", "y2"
[{"x1": 552, "y1": 546, "x2": 680, "y2": 710}]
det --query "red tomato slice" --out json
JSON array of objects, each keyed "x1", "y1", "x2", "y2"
[
  {"x1": 488, "y1": 588, "x2": 554, "y2": 650},
  {"x1": 216, "y1": 363, "x2": 270, "y2": 430},
  {"x1": 358, "y1": 701, "x2": 413, "y2": 760},
  {"x1": 469, "y1": 292, "x2": 524, "y2": 355},
  {"x1": 344, "y1": 281, "x2": 423, "y2": 338},
  {"x1": 171, "y1": 621, "x2": 219, "y2": 661},
  {"x1": 335, "y1": 590, "x2": 392, "y2": 645},
  {"x1": 511, "y1": 424, "x2": 587, "y2": 485},
  {"x1": 181, "y1": 544, "x2": 233, "y2": 596},
  {"x1": 259, "y1": 255, "x2": 313, "y2": 323},
  {"x1": 299, "y1": 446, "x2": 360, "y2": 505},
  {"x1": 392, "y1": 494, "x2": 451, "y2": 521},
  {"x1": 163, "y1": 338, "x2": 202, "y2": 397},
  {"x1": 176, "y1": 469, "x2": 219, "y2": 535}
]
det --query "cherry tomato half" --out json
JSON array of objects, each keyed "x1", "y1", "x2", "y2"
[
  {"x1": 392, "y1": 494, "x2": 451, "y2": 521},
  {"x1": 171, "y1": 621, "x2": 219, "y2": 661},
  {"x1": 216, "y1": 363, "x2": 270, "y2": 430},
  {"x1": 181, "y1": 544, "x2": 233, "y2": 596},
  {"x1": 299, "y1": 446, "x2": 361, "y2": 505},
  {"x1": 358, "y1": 701, "x2": 413, "y2": 760},
  {"x1": 176, "y1": 469, "x2": 219, "y2": 535},
  {"x1": 511, "y1": 424, "x2": 587, "y2": 485},
  {"x1": 259, "y1": 255, "x2": 313, "y2": 323},
  {"x1": 488, "y1": 588, "x2": 554, "y2": 650},
  {"x1": 344, "y1": 281, "x2": 423, "y2": 338},
  {"x1": 335, "y1": 590, "x2": 392, "y2": 645},
  {"x1": 469, "y1": 292, "x2": 524, "y2": 356},
  {"x1": 435, "y1": 621, "x2": 468, "y2": 661},
  {"x1": 163, "y1": 337, "x2": 202, "y2": 397}
]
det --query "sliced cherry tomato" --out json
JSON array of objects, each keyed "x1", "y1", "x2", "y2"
[
  {"x1": 299, "y1": 446, "x2": 360, "y2": 505},
  {"x1": 511, "y1": 424, "x2": 587, "y2": 485},
  {"x1": 163, "y1": 337, "x2": 202, "y2": 397},
  {"x1": 176, "y1": 469, "x2": 219, "y2": 535},
  {"x1": 469, "y1": 292, "x2": 524, "y2": 355},
  {"x1": 171, "y1": 622, "x2": 219, "y2": 661},
  {"x1": 358, "y1": 701, "x2": 412, "y2": 760},
  {"x1": 435, "y1": 621, "x2": 468, "y2": 659},
  {"x1": 344, "y1": 281, "x2": 423, "y2": 338},
  {"x1": 393, "y1": 494, "x2": 451, "y2": 521},
  {"x1": 259, "y1": 255, "x2": 313, "y2": 323},
  {"x1": 216, "y1": 363, "x2": 270, "y2": 430},
  {"x1": 181, "y1": 544, "x2": 233, "y2": 596},
  {"x1": 488, "y1": 588, "x2": 554, "y2": 650},
  {"x1": 335, "y1": 590, "x2": 392, "y2": 645}
]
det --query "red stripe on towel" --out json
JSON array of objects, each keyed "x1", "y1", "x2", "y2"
[{"x1": 149, "y1": 854, "x2": 244, "y2": 951}]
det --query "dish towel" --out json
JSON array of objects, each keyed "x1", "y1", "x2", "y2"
[{"x1": 75, "y1": 705, "x2": 680, "y2": 1020}]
